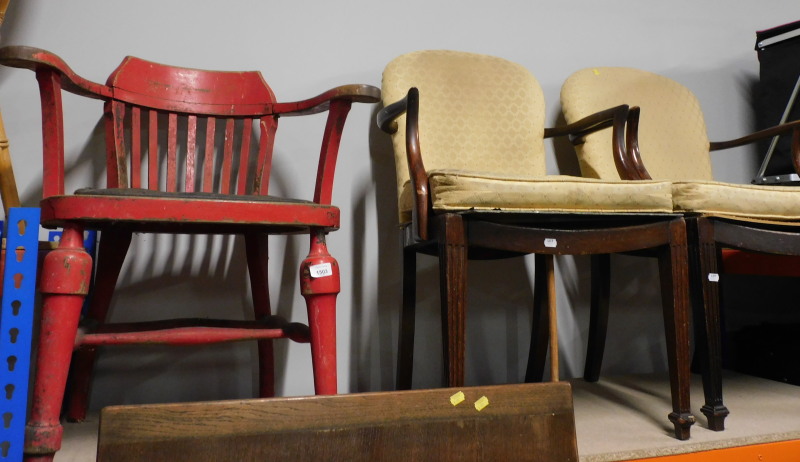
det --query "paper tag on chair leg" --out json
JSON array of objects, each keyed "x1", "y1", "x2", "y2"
[
  {"x1": 707, "y1": 273, "x2": 719, "y2": 282},
  {"x1": 310, "y1": 263, "x2": 333, "y2": 278}
]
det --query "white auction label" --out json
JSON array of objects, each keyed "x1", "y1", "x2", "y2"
[
  {"x1": 707, "y1": 273, "x2": 719, "y2": 282},
  {"x1": 310, "y1": 262, "x2": 333, "y2": 278},
  {"x1": 544, "y1": 238, "x2": 557, "y2": 248}
]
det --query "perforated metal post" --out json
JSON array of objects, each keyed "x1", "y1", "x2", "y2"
[{"x1": 0, "y1": 208, "x2": 41, "y2": 461}]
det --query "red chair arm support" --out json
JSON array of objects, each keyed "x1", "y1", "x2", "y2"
[
  {"x1": 0, "y1": 46, "x2": 113, "y2": 198},
  {"x1": 277, "y1": 84, "x2": 379, "y2": 205}
]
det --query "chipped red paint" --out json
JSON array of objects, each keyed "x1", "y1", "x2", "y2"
[{"x1": 300, "y1": 231, "x2": 340, "y2": 395}]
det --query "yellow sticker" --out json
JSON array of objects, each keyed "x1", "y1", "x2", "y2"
[
  {"x1": 474, "y1": 396, "x2": 489, "y2": 411},
  {"x1": 450, "y1": 391, "x2": 466, "y2": 406},
  {"x1": 593, "y1": 68, "x2": 600, "y2": 76}
]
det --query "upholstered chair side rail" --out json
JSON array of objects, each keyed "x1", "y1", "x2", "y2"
[
  {"x1": 377, "y1": 87, "x2": 431, "y2": 241},
  {"x1": 708, "y1": 118, "x2": 800, "y2": 175},
  {"x1": 622, "y1": 105, "x2": 800, "y2": 181},
  {"x1": 621, "y1": 107, "x2": 651, "y2": 180},
  {"x1": 546, "y1": 104, "x2": 638, "y2": 179}
]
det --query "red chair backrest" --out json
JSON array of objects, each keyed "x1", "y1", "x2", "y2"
[{"x1": 103, "y1": 57, "x2": 278, "y2": 196}]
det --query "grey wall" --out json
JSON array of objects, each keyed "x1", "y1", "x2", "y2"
[{"x1": 0, "y1": 1, "x2": 794, "y2": 408}]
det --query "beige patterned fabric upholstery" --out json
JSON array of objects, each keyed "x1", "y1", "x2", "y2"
[
  {"x1": 427, "y1": 171, "x2": 672, "y2": 214},
  {"x1": 561, "y1": 67, "x2": 800, "y2": 220},
  {"x1": 382, "y1": 51, "x2": 674, "y2": 223},
  {"x1": 561, "y1": 67, "x2": 713, "y2": 181},
  {"x1": 672, "y1": 181, "x2": 800, "y2": 220}
]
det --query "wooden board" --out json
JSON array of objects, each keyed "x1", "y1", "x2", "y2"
[{"x1": 97, "y1": 382, "x2": 578, "y2": 462}]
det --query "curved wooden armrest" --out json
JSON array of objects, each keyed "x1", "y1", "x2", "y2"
[
  {"x1": 375, "y1": 88, "x2": 430, "y2": 241},
  {"x1": 0, "y1": 46, "x2": 111, "y2": 99},
  {"x1": 710, "y1": 119, "x2": 800, "y2": 176},
  {"x1": 547, "y1": 105, "x2": 646, "y2": 180},
  {"x1": 377, "y1": 94, "x2": 409, "y2": 134},
  {"x1": 709, "y1": 119, "x2": 800, "y2": 150},
  {"x1": 622, "y1": 107, "x2": 652, "y2": 180},
  {"x1": 274, "y1": 84, "x2": 380, "y2": 117}
]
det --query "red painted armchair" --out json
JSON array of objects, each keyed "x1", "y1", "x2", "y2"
[{"x1": 0, "y1": 46, "x2": 379, "y2": 461}]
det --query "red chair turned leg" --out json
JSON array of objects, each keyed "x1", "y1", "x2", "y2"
[
  {"x1": 65, "y1": 230, "x2": 131, "y2": 422},
  {"x1": 300, "y1": 231, "x2": 339, "y2": 395},
  {"x1": 245, "y1": 233, "x2": 275, "y2": 398},
  {"x1": 25, "y1": 226, "x2": 92, "y2": 461}
]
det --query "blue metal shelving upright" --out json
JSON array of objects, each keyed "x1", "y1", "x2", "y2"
[{"x1": 0, "y1": 208, "x2": 41, "y2": 461}]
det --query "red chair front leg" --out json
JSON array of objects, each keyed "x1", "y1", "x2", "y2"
[
  {"x1": 300, "y1": 230, "x2": 339, "y2": 395},
  {"x1": 25, "y1": 225, "x2": 92, "y2": 461}
]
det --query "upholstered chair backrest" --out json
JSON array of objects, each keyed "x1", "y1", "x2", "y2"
[
  {"x1": 561, "y1": 67, "x2": 713, "y2": 181},
  {"x1": 382, "y1": 50, "x2": 547, "y2": 221}
]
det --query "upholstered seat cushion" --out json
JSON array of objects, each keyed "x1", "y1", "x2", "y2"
[
  {"x1": 398, "y1": 170, "x2": 674, "y2": 222},
  {"x1": 671, "y1": 181, "x2": 800, "y2": 220}
]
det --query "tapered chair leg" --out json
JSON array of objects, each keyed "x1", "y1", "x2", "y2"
[
  {"x1": 689, "y1": 217, "x2": 729, "y2": 431},
  {"x1": 438, "y1": 214, "x2": 467, "y2": 388},
  {"x1": 300, "y1": 230, "x2": 339, "y2": 395},
  {"x1": 245, "y1": 233, "x2": 275, "y2": 398},
  {"x1": 65, "y1": 230, "x2": 131, "y2": 422},
  {"x1": 584, "y1": 254, "x2": 611, "y2": 382},
  {"x1": 396, "y1": 246, "x2": 417, "y2": 390},
  {"x1": 25, "y1": 226, "x2": 92, "y2": 461},
  {"x1": 525, "y1": 254, "x2": 551, "y2": 383},
  {"x1": 658, "y1": 219, "x2": 695, "y2": 441}
]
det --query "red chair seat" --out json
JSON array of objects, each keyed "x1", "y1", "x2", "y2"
[{"x1": 42, "y1": 193, "x2": 339, "y2": 232}]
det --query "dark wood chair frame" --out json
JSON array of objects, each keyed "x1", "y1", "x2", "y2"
[
  {"x1": 378, "y1": 88, "x2": 696, "y2": 440},
  {"x1": 585, "y1": 106, "x2": 800, "y2": 431}
]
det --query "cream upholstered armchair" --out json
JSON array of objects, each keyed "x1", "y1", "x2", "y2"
[
  {"x1": 378, "y1": 50, "x2": 696, "y2": 440},
  {"x1": 561, "y1": 66, "x2": 800, "y2": 432}
]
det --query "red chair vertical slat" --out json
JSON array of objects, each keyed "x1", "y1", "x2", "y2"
[
  {"x1": 254, "y1": 118, "x2": 277, "y2": 195},
  {"x1": 148, "y1": 109, "x2": 158, "y2": 190},
  {"x1": 203, "y1": 117, "x2": 216, "y2": 193},
  {"x1": 166, "y1": 113, "x2": 178, "y2": 192},
  {"x1": 106, "y1": 101, "x2": 129, "y2": 189},
  {"x1": 185, "y1": 115, "x2": 197, "y2": 192},
  {"x1": 220, "y1": 118, "x2": 234, "y2": 194},
  {"x1": 237, "y1": 118, "x2": 252, "y2": 195},
  {"x1": 130, "y1": 106, "x2": 142, "y2": 189}
]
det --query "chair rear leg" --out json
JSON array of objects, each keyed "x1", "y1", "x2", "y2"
[
  {"x1": 25, "y1": 226, "x2": 92, "y2": 461},
  {"x1": 525, "y1": 254, "x2": 550, "y2": 382},
  {"x1": 65, "y1": 230, "x2": 131, "y2": 422},
  {"x1": 658, "y1": 219, "x2": 695, "y2": 440},
  {"x1": 300, "y1": 230, "x2": 339, "y2": 395},
  {"x1": 689, "y1": 217, "x2": 729, "y2": 431},
  {"x1": 396, "y1": 246, "x2": 417, "y2": 390},
  {"x1": 245, "y1": 233, "x2": 275, "y2": 398},
  {"x1": 437, "y1": 214, "x2": 467, "y2": 388},
  {"x1": 584, "y1": 254, "x2": 611, "y2": 382}
]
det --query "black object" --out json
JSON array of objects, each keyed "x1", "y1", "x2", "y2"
[
  {"x1": 753, "y1": 20, "x2": 800, "y2": 184},
  {"x1": 729, "y1": 322, "x2": 800, "y2": 385}
]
